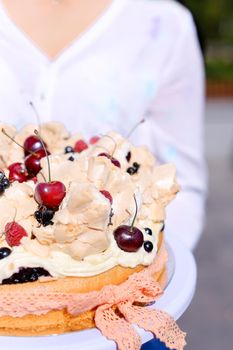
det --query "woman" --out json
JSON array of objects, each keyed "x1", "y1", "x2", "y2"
[{"x1": 0, "y1": 0, "x2": 207, "y2": 250}]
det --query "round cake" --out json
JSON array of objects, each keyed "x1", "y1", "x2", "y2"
[{"x1": 0, "y1": 122, "x2": 185, "y2": 349}]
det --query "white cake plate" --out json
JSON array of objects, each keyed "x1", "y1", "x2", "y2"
[{"x1": 0, "y1": 234, "x2": 196, "y2": 349}]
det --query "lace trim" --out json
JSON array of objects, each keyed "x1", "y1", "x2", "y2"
[{"x1": 0, "y1": 241, "x2": 186, "y2": 349}]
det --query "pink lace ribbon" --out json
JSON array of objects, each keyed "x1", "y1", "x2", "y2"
[
  {"x1": 95, "y1": 275, "x2": 186, "y2": 350},
  {"x1": 0, "y1": 241, "x2": 186, "y2": 349}
]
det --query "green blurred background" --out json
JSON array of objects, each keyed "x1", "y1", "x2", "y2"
[{"x1": 180, "y1": 0, "x2": 233, "y2": 94}]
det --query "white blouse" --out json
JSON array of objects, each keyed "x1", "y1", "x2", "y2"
[{"x1": 0, "y1": 0, "x2": 207, "y2": 250}]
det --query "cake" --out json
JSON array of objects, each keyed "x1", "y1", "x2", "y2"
[{"x1": 0, "y1": 122, "x2": 186, "y2": 349}]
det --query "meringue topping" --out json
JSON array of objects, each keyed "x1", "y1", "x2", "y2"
[{"x1": 0, "y1": 123, "x2": 179, "y2": 282}]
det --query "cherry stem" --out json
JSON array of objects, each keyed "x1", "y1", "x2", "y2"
[
  {"x1": 34, "y1": 130, "x2": 51, "y2": 183},
  {"x1": 39, "y1": 171, "x2": 47, "y2": 183},
  {"x1": 130, "y1": 194, "x2": 138, "y2": 232},
  {"x1": 1, "y1": 128, "x2": 38, "y2": 157},
  {"x1": 29, "y1": 101, "x2": 41, "y2": 132},
  {"x1": 100, "y1": 134, "x2": 117, "y2": 157},
  {"x1": 126, "y1": 119, "x2": 145, "y2": 139}
]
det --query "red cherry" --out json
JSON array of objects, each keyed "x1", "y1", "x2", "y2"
[
  {"x1": 100, "y1": 190, "x2": 113, "y2": 205},
  {"x1": 34, "y1": 181, "x2": 66, "y2": 208},
  {"x1": 89, "y1": 136, "x2": 100, "y2": 145},
  {"x1": 98, "y1": 153, "x2": 121, "y2": 168},
  {"x1": 24, "y1": 135, "x2": 47, "y2": 156},
  {"x1": 113, "y1": 225, "x2": 144, "y2": 252},
  {"x1": 24, "y1": 149, "x2": 48, "y2": 176},
  {"x1": 8, "y1": 163, "x2": 28, "y2": 183},
  {"x1": 74, "y1": 140, "x2": 88, "y2": 153}
]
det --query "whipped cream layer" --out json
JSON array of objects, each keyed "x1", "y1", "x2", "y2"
[
  {"x1": 0, "y1": 123, "x2": 179, "y2": 282},
  {"x1": 0, "y1": 222, "x2": 162, "y2": 283}
]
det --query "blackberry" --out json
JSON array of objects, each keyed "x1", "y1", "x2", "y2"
[{"x1": 34, "y1": 206, "x2": 55, "y2": 227}]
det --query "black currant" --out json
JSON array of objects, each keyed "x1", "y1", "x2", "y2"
[
  {"x1": 145, "y1": 227, "x2": 153, "y2": 236},
  {"x1": 127, "y1": 167, "x2": 137, "y2": 175},
  {"x1": 144, "y1": 241, "x2": 154, "y2": 253},
  {"x1": 0, "y1": 247, "x2": 12, "y2": 260},
  {"x1": 65, "y1": 146, "x2": 74, "y2": 154},
  {"x1": 2, "y1": 177, "x2": 10, "y2": 189},
  {"x1": 133, "y1": 162, "x2": 140, "y2": 170}
]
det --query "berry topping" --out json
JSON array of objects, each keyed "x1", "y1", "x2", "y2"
[
  {"x1": 113, "y1": 195, "x2": 143, "y2": 252},
  {"x1": 1, "y1": 177, "x2": 10, "y2": 188},
  {"x1": 8, "y1": 162, "x2": 28, "y2": 183},
  {"x1": 100, "y1": 190, "x2": 113, "y2": 205},
  {"x1": 68, "y1": 155, "x2": 75, "y2": 162},
  {"x1": 0, "y1": 247, "x2": 12, "y2": 260},
  {"x1": 145, "y1": 227, "x2": 153, "y2": 236},
  {"x1": 127, "y1": 167, "x2": 137, "y2": 175},
  {"x1": 89, "y1": 136, "x2": 100, "y2": 145},
  {"x1": 144, "y1": 241, "x2": 154, "y2": 253},
  {"x1": 126, "y1": 151, "x2": 131, "y2": 162},
  {"x1": 34, "y1": 181, "x2": 66, "y2": 209},
  {"x1": 35, "y1": 206, "x2": 55, "y2": 226},
  {"x1": 98, "y1": 153, "x2": 121, "y2": 168},
  {"x1": 127, "y1": 162, "x2": 140, "y2": 176},
  {"x1": 133, "y1": 162, "x2": 140, "y2": 170},
  {"x1": 64, "y1": 146, "x2": 74, "y2": 154},
  {"x1": 74, "y1": 139, "x2": 88, "y2": 153},
  {"x1": 114, "y1": 225, "x2": 144, "y2": 253},
  {"x1": 24, "y1": 149, "x2": 48, "y2": 176},
  {"x1": 33, "y1": 130, "x2": 66, "y2": 209},
  {"x1": 0, "y1": 184, "x2": 4, "y2": 194},
  {"x1": 0, "y1": 171, "x2": 10, "y2": 194},
  {"x1": 24, "y1": 135, "x2": 46, "y2": 156},
  {"x1": 2, "y1": 267, "x2": 50, "y2": 285},
  {"x1": 5, "y1": 222, "x2": 28, "y2": 247}
]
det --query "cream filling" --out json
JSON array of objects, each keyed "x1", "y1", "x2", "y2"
[{"x1": 0, "y1": 222, "x2": 162, "y2": 283}]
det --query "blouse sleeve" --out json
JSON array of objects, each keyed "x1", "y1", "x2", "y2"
[{"x1": 148, "y1": 12, "x2": 207, "y2": 250}]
